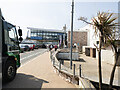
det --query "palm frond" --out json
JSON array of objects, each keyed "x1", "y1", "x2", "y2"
[
  {"x1": 107, "y1": 17, "x2": 117, "y2": 25},
  {"x1": 105, "y1": 13, "x2": 114, "y2": 23}
]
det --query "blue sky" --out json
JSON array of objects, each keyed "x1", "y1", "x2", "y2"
[{"x1": 0, "y1": 0, "x2": 119, "y2": 38}]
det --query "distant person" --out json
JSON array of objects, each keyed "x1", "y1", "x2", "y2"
[
  {"x1": 73, "y1": 43, "x2": 77, "y2": 48},
  {"x1": 51, "y1": 44, "x2": 54, "y2": 49},
  {"x1": 49, "y1": 44, "x2": 53, "y2": 51},
  {"x1": 54, "y1": 45, "x2": 58, "y2": 51}
]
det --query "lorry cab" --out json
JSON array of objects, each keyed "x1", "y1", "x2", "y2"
[
  {"x1": 0, "y1": 9, "x2": 23, "y2": 82},
  {"x1": 2, "y1": 21, "x2": 20, "y2": 66}
]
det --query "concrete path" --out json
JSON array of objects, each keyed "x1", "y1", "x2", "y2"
[
  {"x1": 64, "y1": 54, "x2": 120, "y2": 86},
  {"x1": 3, "y1": 51, "x2": 76, "y2": 88}
]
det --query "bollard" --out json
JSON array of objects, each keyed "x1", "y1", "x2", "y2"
[
  {"x1": 53, "y1": 57, "x2": 55, "y2": 66},
  {"x1": 59, "y1": 60, "x2": 61, "y2": 70},
  {"x1": 73, "y1": 64, "x2": 75, "y2": 77},
  {"x1": 61, "y1": 60, "x2": 64, "y2": 65},
  {"x1": 51, "y1": 55, "x2": 52, "y2": 61},
  {"x1": 79, "y1": 64, "x2": 81, "y2": 77}
]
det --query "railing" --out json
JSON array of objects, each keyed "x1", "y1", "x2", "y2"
[
  {"x1": 50, "y1": 50, "x2": 82, "y2": 78},
  {"x1": 49, "y1": 50, "x2": 96, "y2": 89}
]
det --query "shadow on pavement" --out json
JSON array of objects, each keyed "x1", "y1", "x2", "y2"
[
  {"x1": 60, "y1": 58, "x2": 86, "y2": 62},
  {"x1": 72, "y1": 58, "x2": 86, "y2": 62},
  {"x1": 91, "y1": 80, "x2": 120, "y2": 90},
  {"x1": 2, "y1": 73, "x2": 49, "y2": 89},
  {"x1": 78, "y1": 58, "x2": 86, "y2": 62}
]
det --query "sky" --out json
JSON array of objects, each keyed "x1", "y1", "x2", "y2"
[{"x1": 0, "y1": 0, "x2": 119, "y2": 38}]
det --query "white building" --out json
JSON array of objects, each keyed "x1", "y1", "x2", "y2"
[{"x1": 81, "y1": 18, "x2": 120, "y2": 66}]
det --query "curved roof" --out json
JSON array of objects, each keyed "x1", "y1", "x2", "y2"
[{"x1": 27, "y1": 27, "x2": 66, "y2": 33}]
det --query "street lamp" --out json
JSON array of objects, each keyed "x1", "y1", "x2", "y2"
[{"x1": 70, "y1": 0, "x2": 74, "y2": 69}]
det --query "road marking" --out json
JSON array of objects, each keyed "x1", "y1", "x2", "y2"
[
  {"x1": 20, "y1": 49, "x2": 37, "y2": 55},
  {"x1": 21, "y1": 50, "x2": 47, "y2": 67},
  {"x1": 21, "y1": 50, "x2": 46, "y2": 61}
]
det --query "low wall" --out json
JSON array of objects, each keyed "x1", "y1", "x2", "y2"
[
  {"x1": 101, "y1": 49, "x2": 114, "y2": 65},
  {"x1": 50, "y1": 50, "x2": 95, "y2": 89},
  {"x1": 83, "y1": 46, "x2": 120, "y2": 66},
  {"x1": 52, "y1": 62, "x2": 95, "y2": 89},
  {"x1": 56, "y1": 52, "x2": 79, "y2": 60}
]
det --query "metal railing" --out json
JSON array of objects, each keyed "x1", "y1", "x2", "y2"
[
  {"x1": 50, "y1": 50, "x2": 83, "y2": 78},
  {"x1": 49, "y1": 50, "x2": 96, "y2": 89}
]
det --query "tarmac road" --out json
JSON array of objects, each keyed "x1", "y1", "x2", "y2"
[
  {"x1": 20, "y1": 48, "x2": 47, "y2": 65},
  {"x1": 2, "y1": 49, "x2": 76, "y2": 89},
  {"x1": 2, "y1": 48, "x2": 47, "y2": 88}
]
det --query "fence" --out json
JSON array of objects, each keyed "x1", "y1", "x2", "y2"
[
  {"x1": 50, "y1": 50, "x2": 83, "y2": 78},
  {"x1": 49, "y1": 50, "x2": 95, "y2": 89}
]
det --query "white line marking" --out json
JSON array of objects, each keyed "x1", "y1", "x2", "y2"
[
  {"x1": 21, "y1": 50, "x2": 46, "y2": 61},
  {"x1": 21, "y1": 50, "x2": 47, "y2": 67}
]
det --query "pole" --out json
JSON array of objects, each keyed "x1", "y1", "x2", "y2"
[
  {"x1": 53, "y1": 57, "x2": 55, "y2": 66},
  {"x1": 59, "y1": 60, "x2": 61, "y2": 70},
  {"x1": 70, "y1": 0, "x2": 74, "y2": 69},
  {"x1": 79, "y1": 64, "x2": 81, "y2": 77},
  {"x1": 73, "y1": 64, "x2": 75, "y2": 77},
  {"x1": 0, "y1": 9, "x2": 2, "y2": 90}
]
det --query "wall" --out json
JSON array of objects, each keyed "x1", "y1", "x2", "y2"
[
  {"x1": 96, "y1": 46, "x2": 120, "y2": 66},
  {"x1": 68, "y1": 31, "x2": 87, "y2": 52},
  {"x1": 81, "y1": 24, "x2": 120, "y2": 66},
  {"x1": 50, "y1": 51, "x2": 95, "y2": 89},
  {"x1": 87, "y1": 25, "x2": 99, "y2": 48},
  {"x1": 56, "y1": 52, "x2": 79, "y2": 60},
  {"x1": 101, "y1": 47, "x2": 115, "y2": 64}
]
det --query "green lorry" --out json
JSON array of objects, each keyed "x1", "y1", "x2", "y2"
[{"x1": 0, "y1": 9, "x2": 23, "y2": 82}]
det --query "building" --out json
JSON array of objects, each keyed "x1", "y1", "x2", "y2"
[
  {"x1": 81, "y1": 17, "x2": 120, "y2": 66},
  {"x1": 68, "y1": 30, "x2": 88, "y2": 52},
  {"x1": 27, "y1": 27, "x2": 67, "y2": 47}
]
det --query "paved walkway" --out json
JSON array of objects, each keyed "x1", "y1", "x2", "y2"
[
  {"x1": 3, "y1": 51, "x2": 76, "y2": 88},
  {"x1": 64, "y1": 54, "x2": 120, "y2": 86}
]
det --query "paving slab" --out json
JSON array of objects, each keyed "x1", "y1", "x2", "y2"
[
  {"x1": 3, "y1": 51, "x2": 76, "y2": 88},
  {"x1": 64, "y1": 54, "x2": 120, "y2": 86}
]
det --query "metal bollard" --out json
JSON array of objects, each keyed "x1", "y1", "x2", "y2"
[
  {"x1": 79, "y1": 64, "x2": 81, "y2": 77},
  {"x1": 59, "y1": 60, "x2": 61, "y2": 70},
  {"x1": 73, "y1": 64, "x2": 75, "y2": 77},
  {"x1": 61, "y1": 60, "x2": 64, "y2": 65},
  {"x1": 53, "y1": 57, "x2": 55, "y2": 66},
  {"x1": 51, "y1": 56, "x2": 52, "y2": 61}
]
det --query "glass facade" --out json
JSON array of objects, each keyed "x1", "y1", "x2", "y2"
[{"x1": 30, "y1": 30, "x2": 65, "y2": 41}]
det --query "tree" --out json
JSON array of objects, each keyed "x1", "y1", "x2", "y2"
[
  {"x1": 105, "y1": 29, "x2": 120, "y2": 89},
  {"x1": 78, "y1": 11, "x2": 118, "y2": 90}
]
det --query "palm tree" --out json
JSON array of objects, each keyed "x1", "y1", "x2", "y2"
[
  {"x1": 79, "y1": 11, "x2": 118, "y2": 90},
  {"x1": 105, "y1": 30, "x2": 120, "y2": 89}
]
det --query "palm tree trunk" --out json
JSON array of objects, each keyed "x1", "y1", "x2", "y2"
[
  {"x1": 109, "y1": 53, "x2": 119, "y2": 89},
  {"x1": 98, "y1": 37, "x2": 102, "y2": 90}
]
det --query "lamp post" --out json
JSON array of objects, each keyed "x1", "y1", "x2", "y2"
[{"x1": 70, "y1": 0, "x2": 74, "y2": 69}]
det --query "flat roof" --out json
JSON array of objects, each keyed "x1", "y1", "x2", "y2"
[{"x1": 27, "y1": 27, "x2": 66, "y2": 33}]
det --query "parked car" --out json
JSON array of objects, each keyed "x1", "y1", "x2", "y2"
[
  {"x1": 24, "y1": 45, "x2": 30, "y2": 51},
  {"x1": 34, "y1": 44, "x2": 39, "y2": 49},
  {"x1": 27, "y1": 44, "x2": 34, "y2": 50},
  {"x1": 33, "y1": 44, "x2": 35, "y2": 49},
  {"x1": 42, "y1": 44, "x2": 47, "y2": 48},
  {"x1": 19, "y1": 44, "x2": 25, "y2": 53}
]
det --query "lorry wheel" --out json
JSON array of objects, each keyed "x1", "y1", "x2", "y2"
[{"x1": 3, "y1": 60, "x2": 16, "y2": 82}]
